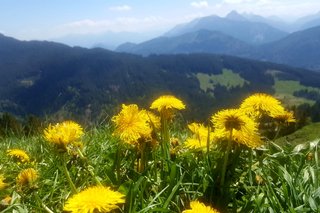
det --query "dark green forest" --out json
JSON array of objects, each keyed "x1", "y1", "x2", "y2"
[{"x1": 2, "y1": 34, "x2": 320, "y2": 125}]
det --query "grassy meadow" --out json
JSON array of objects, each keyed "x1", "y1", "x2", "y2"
[
  {"x1": 196, "y1": 69, "x2": 248, "y2": 93},
  {"x1": 0, "y1": 94, "x2": 320, "y2": 213}
]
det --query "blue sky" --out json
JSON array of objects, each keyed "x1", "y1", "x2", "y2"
[{"x1": 1, "y1": 0, "x2": 320, "y2": 40}]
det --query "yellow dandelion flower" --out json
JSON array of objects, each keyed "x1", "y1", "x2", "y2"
[
  {"x1": 185, "y1": 138, "x2": 205, "y2": 150},
  {"x1": 150, "y1": 95, "x2": 185, "y2": 119},
  {"x1": 185, "y1": 123, "x2": 212, "y2": 150},
  {"x1": 63, "y1": 185, "x2": 125, "y2": 213},
  {"x1": 211, "y1": 109, "x2": 262, "y2": 148},
  {"x1": 256, "y1": 175, "x2": 264, "y2": 185},
  {"x1": 7, "y1": 149, "x2": 30, "y2": 163},
  {"x1": 146, "y1": 111, "x2": 161, "y2": 129},
  {"x1": 211, "y1": 128, "x2": 228, "y2": 142},
  {"x1": 271, "y1": 110, "x2": 296, "y2": 123},
  {"x1": 1, "y1": 196, "x2": 12, "y2": 206},
  {"x1": 170, "y1": 137, "x2": 180, "y2": 147},
  {"x1": 0, "y1": 175, "x2": 7, "y2": 190},
  {"x1": 16, "y1": 168, "x2": 38, "y2": 187},
  {"x1": 182, "y1": 200, "x2": 220, "y2": 213},
  {"x1": 212, "y1": 109, "x2": 257, "y2": 132},
  {"x1": 112, "y1": 104, "x2": 152, "y2": 144},
  {"x1": 44, "y1": 120, "x2": 84, "y2": 148},
  {"x1": 240, "y1": 93, "x2": 285, "y2": 118},
  {"x1": 232, "y1": 129, "x2": 263, "y2": 148}
]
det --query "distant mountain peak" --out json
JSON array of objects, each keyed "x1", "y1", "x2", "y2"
[
  {"x1": 226, "y1": 10, "x2": 247, "y2": 22},
  {"x1": 116, "y1": 42, "x2": 137, "y2": 52}
]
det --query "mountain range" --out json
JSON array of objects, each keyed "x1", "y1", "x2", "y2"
[
  {"x1": 47, "y1": 11, "x2": 320, "y2": 50},
  {"x1": 163, "y1": 12, "x2": 288, "y2": 45},
  {"x1": 2, "y1": 33, "x2": 320, "y2": 121},
  {"x1": 116, "y1": 11, "x2": 320, "y2": 71}
]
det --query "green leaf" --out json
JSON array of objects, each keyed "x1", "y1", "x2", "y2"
[{"x1": 308, "y1": 196, "x2": 317, "y2": 211}]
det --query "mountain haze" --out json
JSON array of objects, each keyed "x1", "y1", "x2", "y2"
[
  {"x1": 164, "y1": 12, "x2": 288, "y2": 45},
  {"x1": 292, "y1": 11, "x2": 320, "y2": 31},
  {"x1": 116, "y1": 30, "x2": 252, "y2": 56},
  {"x1": 116, "y1": 14, "x2": 320, "y2": 71},
  {"x1": 254, "y1": 26, "x2": 320, "y2": 70}
]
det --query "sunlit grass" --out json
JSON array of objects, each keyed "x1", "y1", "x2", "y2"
[
  {"x1": 276, "y1": 122, "x2": 320, "y2": 146},
  {"x1": 0, "y1": 93, "x2": 319, "y2": 212}
]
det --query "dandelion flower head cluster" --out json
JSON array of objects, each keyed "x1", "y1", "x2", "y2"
[
  {"x1": 146, "y1": 111, "x2": 161, "y2": 129},
  {"x1": 271, "y1": 110, "x2": 296, "y2": 124},
  {"x1": 1, "y1": 196, "x2": 12, "y2": 206},
  {"x1": 16, "y1": 168, "x2": 38, "y2": 187},
  {"x1": 150, "y1": 95, "x2": 185, "y2": 119},
  {"x1": 0, "y1": 175, "x2": 7, "y2": 190},
  {"x1": 182, "y1": 200, "x2": 220, "y2": 213},
  {"x1": 240, "y1": 93, "x2": 285, "y2": 118},
  {"x1": 211, "y1": 109, "x2": 262, "y2": 148},
  {"x1": 44, "y1": 120, "x2": 84, "y2": 148},
  {"x1": 63, "y1": 185, "x2": 125, "y2": 213},
  {"x1": 185, "y1": 123, "x2": 212, "y2": 150},
  {"x1": 112, "y1": 104, "x2": 153, "y2": 144},
  {"x1": 7, "y1": 149, "x2": 30, "y2": 163}
]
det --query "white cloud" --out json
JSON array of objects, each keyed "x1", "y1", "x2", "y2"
[
  {"x1": 223, "y1": 0, "x2": 256, "y2": 3},
  {"x1": 52, "y1": 16, "x2": 174, "y2": 36},
  {"x1": 218, "y1": 0, "x2": 320, "y2": 20},
  {"x1": 190, "y1": 1, "x2": 209, "y2": 9},
  {"x1": 108, "y1": 5, "x2": 132, "y2": 12}
]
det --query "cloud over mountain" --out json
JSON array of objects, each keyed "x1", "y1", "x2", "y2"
[
  {"x1": 190, "y1": 1, "x2": 209, "y2": 9},
  {"x1": 108, "y1": 5, "x2": 132, "y2": 12}
]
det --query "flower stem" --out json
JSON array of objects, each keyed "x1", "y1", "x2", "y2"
[
  {"x1": 115, "y1": 145, "x2": 121, "y2": 183},
  {"x1": 161, "y1": 116, "x2": 170, "y2": 161},
  {"x1": 77, "y1": 148, "x2": 102, "y2": 185},
  {"x1": 248, "y1": 149, "x2": 253, "y2": 186},
  {"x1": 34, "y1": 193, "x2": 54, "y2": 213},
  {"x1": 61, "y1": 155, "x2": 78, "y2": 194},
  {"x1": 273, "y1": 123, "x2": 282, "y2": 140},
  {"x1": 220, "y1": 129, "x2": 233, "y2": 189},
  {"x1": 139, "y1": 142, "x2": 147, "y2": 173},
  {"x1": 160, "y1": 115, "x2": 171, "y2": 182},
  {"x1": 206, "y1": 124, "x2": 211, "y2": 154}
]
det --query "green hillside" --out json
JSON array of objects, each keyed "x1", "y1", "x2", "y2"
[
  {"x1": 1, "y1": 34, "x2": 320, "y2": 122},
  {"x1": 276, "y1": 122, "x2": 320, "y2": 145}
]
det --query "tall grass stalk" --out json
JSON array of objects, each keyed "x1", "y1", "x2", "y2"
[{"x1": 61, "y1": 155, "x2": 78, "y2": 194}]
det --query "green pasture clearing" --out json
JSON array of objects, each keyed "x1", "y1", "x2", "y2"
[
  {"x1": 274, "y1": 79, "x2": 320, "y2": 106},
  {"x1": 276, "y1": 122, "x2": 320, "y2": 145},
  {"x1": 274, "y1": 79, "x2": 320, "y2": 95},
  {"x1": 196, "y1": 69, "x2": 248, "y2": 92}
]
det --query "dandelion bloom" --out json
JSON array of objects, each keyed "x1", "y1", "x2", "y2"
[
  {"x1": 112, "y1": 104, "x2": 152, "y2": 144},
  {"x1": 232, "y1": 129, "x2": 263, "y2": 148},
  {"x1": 240, "y1": 93, "x2": 285, "y2": 118},
  {"x1": 16, "y1": 168, "x2": 38, "y2": 187},
  {"x1": 256, "y1": 175, "x2": 264, "y2": 185},
  {"x1": 150, "y1": 95, "x2": 185, "y2": 119},
  {"x1": 0, "y1": 175, "x2": 7, "y2": 190},
  {"x1": 63, "y1": 185, "x2": 125, "y2": 213},
  {"x1": 44, "y1": 120, "x2": 84, "y2": 148},
  {"x1": 211, "y1": 109, "x2": 262, "y2": 148},
  {"x1": 182, "y1": 200, "x2": 220, "y2": 213},
  {"x1": 1, "y1": 196, "x2": 12, "y2": 206},
  {"x1": 212, "y1": 109, "x2": 256, "y2": 132},
  {"x1": 146, "y1": 111, "x2": 161, "y2": 129},
  {"x1": 7, "y1": 149, "x2": 30, "y2": 163},
  {"x1": 271, "y1": 110, "x2": 296, "y2": 124},
  {"x1": 185, "y1": 123, "x2": 212, "y2": 150}
]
